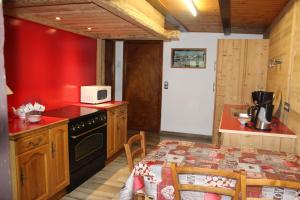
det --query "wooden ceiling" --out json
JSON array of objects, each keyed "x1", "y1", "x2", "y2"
[
  {"x1": 3, "y1": 0, "x2": 290, "y2": 38},
  {"x1": 147, "y1": 0, "x2": 290, "y2": 34},
  {"x1": 3, "y1": 0, "x2": 179, "y2": 40}
]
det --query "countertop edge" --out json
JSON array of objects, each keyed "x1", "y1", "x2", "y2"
[
  {"x1": 219, "y1": 128, "x2": 297, "y2": 138},
  {"x1": 9, "y1": 118, "x2": 69, "y2": 140}
]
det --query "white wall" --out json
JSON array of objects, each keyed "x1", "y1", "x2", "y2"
[
  {"x1": 161, "y1": 33, "x2": 263, "y2": 136},
  {"x1": 115, "y1": 41, "x2": 123, "y2": 101}
]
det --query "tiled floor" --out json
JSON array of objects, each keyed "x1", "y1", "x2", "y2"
[{"x1": 61, "y1": 131, "x2": 211, "y2": 200}]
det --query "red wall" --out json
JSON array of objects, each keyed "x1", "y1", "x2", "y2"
[{"x1": 4, "y1": 16, "x2": 97, "y2": 111}]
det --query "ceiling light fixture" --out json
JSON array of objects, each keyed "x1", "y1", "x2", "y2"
[
  {"x1": 184, "y1": 0, "x2": 197, "y2": 17},
  {"x1": 87, "y1": 27, "x2": 92, "y2": 31},
  {"x1": 55, "y1": 17, "x2": 61, "y2": 21}
]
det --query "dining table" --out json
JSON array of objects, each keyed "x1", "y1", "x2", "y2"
[{"x1": 119, "y1": 140, "x2": 300, "y2": 200}]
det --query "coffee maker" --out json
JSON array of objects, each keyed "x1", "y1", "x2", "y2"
[{"x1": 247, "y1": 91, "x2": 274, "y2": 130}]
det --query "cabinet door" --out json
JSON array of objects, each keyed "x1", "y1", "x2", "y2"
[
  {"x1": 17, "y1": 145, "x2": 50, "y2": 200},
  {"x1": 115, "y1": 113, "x2": 127, "y2": 152},
  {"x1": 49, "y1": 125, "x2": 69, "y2": 195},
  {"x1": 107, "y1": 110, "x2": 116, "y2": 158}
]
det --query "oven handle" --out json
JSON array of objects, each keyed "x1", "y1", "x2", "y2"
[{"x1": 71, "y1": 123, "x2": 107, "y2": 139}]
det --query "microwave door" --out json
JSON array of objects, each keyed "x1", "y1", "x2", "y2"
[{"x1": 97, "y1": 90, "x2": 107, "y2": 100}]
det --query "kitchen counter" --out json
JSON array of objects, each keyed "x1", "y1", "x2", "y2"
[
  {"x1": 9, "y1": 116, "x2": 68, "y2": 139},
  {"x1": 8, "y1": 101, "x2": 128, "y2": 138},
  {"x1": 219, "y1": 104, "x2": 297, "y2": 153},
  {"x1": 219, "y1": 104, "x2": 296, "y2": 138}
]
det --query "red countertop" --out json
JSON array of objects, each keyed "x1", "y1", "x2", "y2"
[
  {"x1": 8, "y1": 101, "x2": 127, "y2": 138},
  {"x1": 219, "y1": 104, "x2": 296, "y2": 138},
  {"x1": 9, "y1": 116, "x2": 68, "y2": 138}
]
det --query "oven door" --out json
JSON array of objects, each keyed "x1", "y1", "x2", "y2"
[{"x1": 69, "y1": 124, "x2": 107, "y2": 173}]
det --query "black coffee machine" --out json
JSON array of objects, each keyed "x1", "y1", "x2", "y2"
[{"x1": 247, "y1": 91, "x2": 274, "y2": 130}]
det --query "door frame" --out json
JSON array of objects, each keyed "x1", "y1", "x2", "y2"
[
  {"x1": 104, "y1": 39, "x2": 116, "y2": 100},
  {"x1": 122, "y1": 40, "x2": 163, "y2": 132}
]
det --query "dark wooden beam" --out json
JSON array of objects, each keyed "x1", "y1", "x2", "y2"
[
  {"x1": 219, "y1": 0, "x2": 231, "y2": 35},
  {"x1": 146, "y1": 0, "x2": 188, "y2": 32}
]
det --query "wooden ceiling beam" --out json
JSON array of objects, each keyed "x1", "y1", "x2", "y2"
[
  {"x1": 218, "y1": 0, "x2": 231, "y2": 35},
  {"x1": 92, "y1": 0, "x2": 179, "y2": 40},
  {"x1": 146, "y1": 0, "x2": 188, "y2": 32}
]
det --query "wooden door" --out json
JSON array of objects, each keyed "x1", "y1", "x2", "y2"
[
  {"x1": 123, "y1": 41, "x2": 162, "y2": 132},
  {"x1": 49, "y1": 125, "x2": 69, "y2": 195},
  {"x1": 105, "y1": 40, "x2": 115, "y2": 100},
  {"x1": 17, "y1": 145, "x2": 50, "y2": 200}
]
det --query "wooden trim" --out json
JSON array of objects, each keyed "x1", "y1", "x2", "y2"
[
  {"x1": 96, "y1": 39, "x2": 104, "y2": 85},
  {"x1": 218, "y1": 0, "x2": 231, "y2": 35},
  {"x1": 104, "y1": 39, "x2": 116, "y2": 100}
]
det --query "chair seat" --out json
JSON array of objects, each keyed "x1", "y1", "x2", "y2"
[{"x1": 246, "y1": 186, "x2": 300, "y2": 199}]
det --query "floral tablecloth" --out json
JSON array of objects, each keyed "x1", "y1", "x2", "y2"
[{"x1": 120, "y1": 140, "x2": 300, "y2": 200}]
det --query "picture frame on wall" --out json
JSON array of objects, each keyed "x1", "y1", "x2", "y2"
[{"x1": 171, "y1": 48, "x2": 206, "y2": 69}]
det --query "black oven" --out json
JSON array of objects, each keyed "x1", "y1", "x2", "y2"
[{"x1": 67, "y1": 110, "x2": 107, "y2": 192}]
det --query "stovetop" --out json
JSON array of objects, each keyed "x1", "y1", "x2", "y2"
[{"x1": 44, "y1": 105, "x2": 101, "y2": 120}]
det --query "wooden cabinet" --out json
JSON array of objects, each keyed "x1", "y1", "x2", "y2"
[
  {"x1": 221, "y1": 132, "x2": 297, "y2": 153},
  {"x1": 17, "y1": 145, "x2": 51, "y2": 200},
  {"x1": 49, "y1": 125, "x2": 69, "y2": 196},
  {"x1": 107, "y1": 105, "x2": 127, "y2": 158},
  {"x1": 10, "y1": 123, "x2": 69, "y2": 200}
]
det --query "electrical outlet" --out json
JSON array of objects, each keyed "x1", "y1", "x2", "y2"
[{"x1": 284, "y1": 102, "x2": 290, "y2": 112}]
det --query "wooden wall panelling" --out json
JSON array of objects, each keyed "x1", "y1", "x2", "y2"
[
  {"x1": 213, "y1": 39, "x2": 246, "y2": 144},
  {"x1": 287, "y1": 1, "x2": 300, "y2": 155},
  {"x1": 213, "y1": 39, "x2": 269, "y2": 144},
  {"x1": 266, "y1": 0, "x2": 300, "y2": 155},
  {"x1": 242, "y1": 40, "x2": 269, "y2": 104},
  {"x1": 266, "y1": 2, "x2": 294, "y2": 123},
  {"x1": 289, "y1": 0, "x2": 300, "y2": 113}
]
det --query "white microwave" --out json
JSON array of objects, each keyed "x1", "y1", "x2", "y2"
[{"x1": 80, "y1": 85, "x2": 111, "y2": 104}]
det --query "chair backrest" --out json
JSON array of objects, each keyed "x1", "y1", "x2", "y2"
[
  {"x1": 124, "y1": 131, "x2": 146, "y2": 171},
  {"x1": 241, "y1": 171, "x2": 300, "y2": 200},
  {"x1": 171, "y1": 163, "x2": 241, "y2": 200}
]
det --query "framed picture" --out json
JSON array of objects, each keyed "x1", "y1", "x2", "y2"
[{"x1": 171, "y1": 48, "x2": 206, "y2": 69}]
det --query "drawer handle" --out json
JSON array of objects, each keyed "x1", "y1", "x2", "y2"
[{"x1": 27, "y1": 138, "x2": 42, "y2": 148}]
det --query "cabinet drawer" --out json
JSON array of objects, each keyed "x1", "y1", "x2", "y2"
[{"x1": 15, "y1": 131, "x2": 49, "y2": 155}]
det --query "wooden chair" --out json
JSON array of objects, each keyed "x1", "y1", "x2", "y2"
[
  {"x1": 241, "y1": 171, "x2": 300, "y2": 200},
  {"x1": 171, "y1": 163, "x2": 241, "y2": 200},
  {"x1": 124, "y1": 131, "x2": 146, "y2": 172}
]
